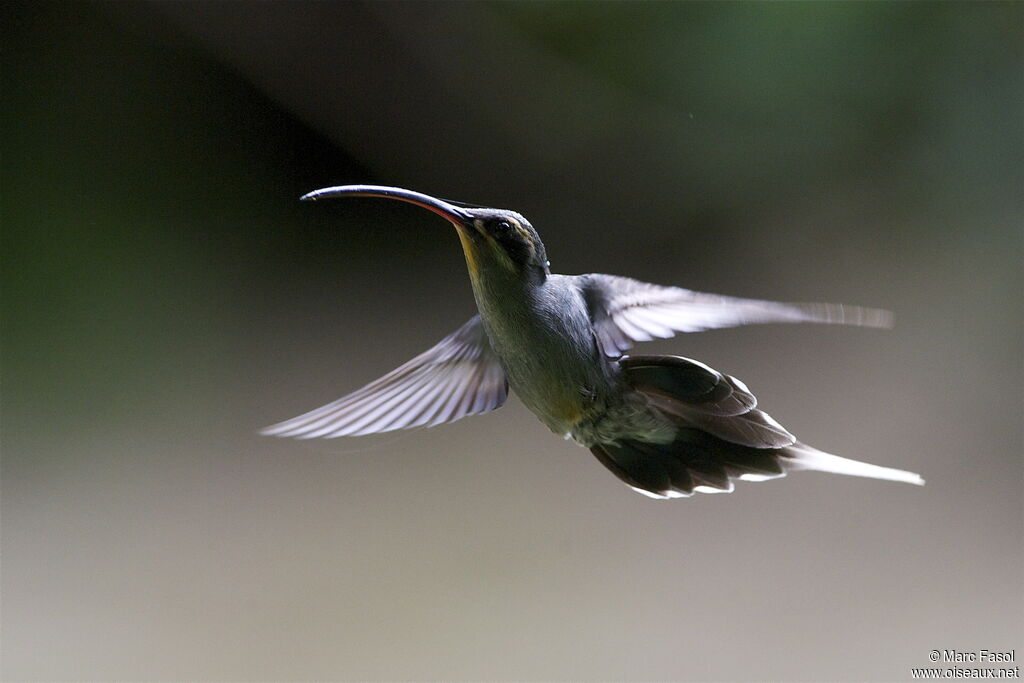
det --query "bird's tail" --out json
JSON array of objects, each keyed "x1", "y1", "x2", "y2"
[
  {"x1": 783, "y1": 442, "x2": 925, "y2": 486},
  {"x1": 588, "y1": 354, "x2": 924, "y2": 499}
]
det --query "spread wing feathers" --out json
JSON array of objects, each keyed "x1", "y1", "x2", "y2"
[
  {"x1": 591, "y1": 354, "x2": 922, "y2": 499},
  {"x1": 261, "y1": 316, "x2": 508, "y2": 439},
  {"x1": 578, "y1": 273, "x2": 893, "y2": 357}
]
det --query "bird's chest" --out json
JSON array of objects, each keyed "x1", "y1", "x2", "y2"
[
  {"x1": 475, "y1": 286, "x2": 604, "y2": 435},
  {"x1": 501, "y1": 341, "x2": 595, "y2": 431}
]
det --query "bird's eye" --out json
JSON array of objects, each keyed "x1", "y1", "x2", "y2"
[{"x1": 494, "y1": 220, "x2": 513, "y2": 235}]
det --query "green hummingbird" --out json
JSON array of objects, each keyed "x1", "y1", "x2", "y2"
[{"x1": 263, "y1": 185, "x2": 923, "y2": 499}]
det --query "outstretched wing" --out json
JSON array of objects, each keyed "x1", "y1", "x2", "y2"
[
  {"x1": 578, "y1": 273, "x2": 892, "y2": 357},
  {"x1": 261, "y1": 316, "x2": 508, "y2": 438}
]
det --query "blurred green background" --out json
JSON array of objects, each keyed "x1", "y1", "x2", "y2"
[{"x1": 3, "y1": 2, "x2": 1021, "y2": 680}]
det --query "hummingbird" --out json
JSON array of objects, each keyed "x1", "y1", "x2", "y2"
[{"x1": 262, "y1": 185, "x2": 924, "y2": 499}]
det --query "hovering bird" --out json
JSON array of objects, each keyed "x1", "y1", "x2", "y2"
[{"x1": 263, "y1": 186, "x2": 923, "y2": 499}]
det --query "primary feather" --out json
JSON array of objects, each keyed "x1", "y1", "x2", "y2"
[
  {"x1": 579, "y1": 273, "x2": 893, "y2": 357},
  {"x1": 261, "y1": 316, "x2": 507, "y2": 438}
]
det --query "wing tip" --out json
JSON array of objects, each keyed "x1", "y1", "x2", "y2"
[
  {"x1": 851, "y1": 305, "x2": 894, "y2": 329},
  {"x1": 258, "y1": 423, "x2": 291, "y2": 437},
  {"x1": 809, "y1": 303, "x2": 894, "y2": 329}
]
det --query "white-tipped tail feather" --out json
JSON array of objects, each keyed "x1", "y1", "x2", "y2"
[
  {"x1": 785, "y1": 443, "x2": 925, "y2": 486},
  {"x1": 596, "y1": 355, "x2": 926, "y2": 499}
]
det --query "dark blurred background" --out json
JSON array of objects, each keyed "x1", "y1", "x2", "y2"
[{"x1": 3, "y1": 2, "x2": 1021, "y2": 680}]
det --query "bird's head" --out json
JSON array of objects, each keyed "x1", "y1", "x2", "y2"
[{"x1": 301, "y1": 185, "x2": 550, "y2": 284}]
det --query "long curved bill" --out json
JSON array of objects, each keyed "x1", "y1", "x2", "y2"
[{"x1": 300, "y1": 185, "x2": 472, "y2": 225}]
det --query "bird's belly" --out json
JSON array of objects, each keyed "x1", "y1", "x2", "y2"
[
  {"x1": 496, "y1": 342, "x2": 668, "y2": 448},
  {"x1": 473, "y1": 274, "x2": 653, "y2": 440},
  {"x1": 481, "y1": 313, "x2": 601, "y2": 436},
  {"x1": 501, "y1": 348, "x2": 595, "y2": 435}
]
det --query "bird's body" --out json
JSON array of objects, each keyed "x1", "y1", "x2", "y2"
[
  {"x1": 474, "y1": 271, "x2": 669, "y2": 446},
  {"x1": 264, "y1": 186, "x2": 923, "y2": 499}
]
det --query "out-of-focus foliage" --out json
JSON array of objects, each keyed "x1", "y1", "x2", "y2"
[{"x1": 495, "y1": 2, "x2": 1021, "y2": 226}]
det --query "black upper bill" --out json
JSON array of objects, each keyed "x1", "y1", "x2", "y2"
[{"x1": 300, "y1": 185, "x2": 472, "y2": 225}]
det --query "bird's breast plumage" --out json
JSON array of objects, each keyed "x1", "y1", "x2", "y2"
[
  {"x1": 470, "y1": 274, "x2": 607, "y2": 436},
  {"x1": 471, "y1": 273, "x2": 673, "y2": 444}
]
